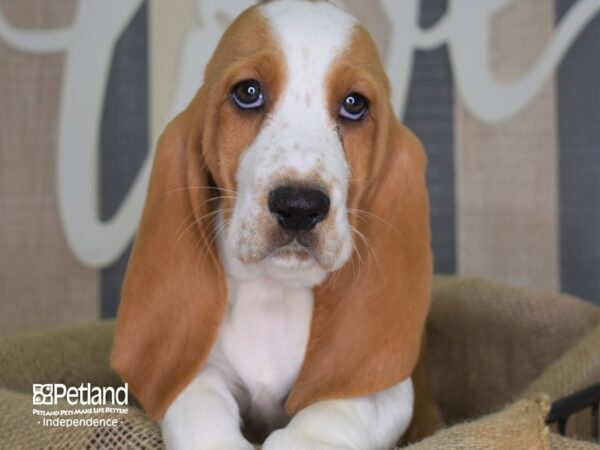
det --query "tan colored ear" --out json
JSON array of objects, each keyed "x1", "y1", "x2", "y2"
[
  {"x1": 110, "y1": 102, "x2": 226, "y2": 420},
  {"x1": 287, "y1": 119, "x2": 432, "y2": 414}
]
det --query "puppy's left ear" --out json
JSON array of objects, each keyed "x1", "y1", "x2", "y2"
[{"x1": 287, "y1": 112, "x2": 432, "y2": 414}]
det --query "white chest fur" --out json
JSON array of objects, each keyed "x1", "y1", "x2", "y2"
[
  {"x1": 209, "y1": 225, "x2": 327, "y2": 430},
  {"x1": 217, "y1": 275, "x2": 313, "y2": 428}
]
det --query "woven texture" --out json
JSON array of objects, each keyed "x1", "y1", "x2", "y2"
[
  {"x1": 407, "y1": 395, "x2": 551, "y2": 450},
  {"x1": 1, "y1": 277, "x2": 599, "y2": 449}
]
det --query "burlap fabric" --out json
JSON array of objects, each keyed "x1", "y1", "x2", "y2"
[{"x1": 1, "y1": 277, "x2": 599, "y2": 449}]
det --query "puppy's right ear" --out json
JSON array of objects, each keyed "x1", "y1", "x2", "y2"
[{"x1": 111, "y1": 102, "x2": 227, "y2": 420}]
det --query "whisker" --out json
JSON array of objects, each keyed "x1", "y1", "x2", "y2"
[
  {"x1": 170, "y1": 207, "x2": 233, "y2": 260},
  {"x1": 189, "y1": 218, "x2": 217, "y2": 270},
  {"x1": 164, "y1": 185, "x2": 238, "y2": 196},
  {"x1": 347, "y1": 208, "x2": 406, "y2": 242},
  {"x1": 198, "y1": 218, "x2": 231, "y2": 271},
  {"x1": 350, "y1": 223, "x2": 382, "y2": 278},
  {"x1": 348, "y1": 239, "x2": 360, "y2": 281},
  {"x1": 169, "y1": 195, "x2": 235, "y2": 248},
  {"x1": 346, "y1": 230, "x2": 362, "y2": 280}
]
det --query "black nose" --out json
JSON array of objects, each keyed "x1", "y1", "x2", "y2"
[{"x1": 268, "y1": 186, "x2": 330, "y2": 231}]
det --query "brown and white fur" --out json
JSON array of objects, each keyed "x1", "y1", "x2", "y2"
[{"x1": 111, "y1": 1, "x2": 434, "y2": 449}]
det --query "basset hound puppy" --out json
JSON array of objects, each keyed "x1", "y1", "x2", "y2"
[{"x1": 111, "y1": 1, "x2": 433, "y2": 449}]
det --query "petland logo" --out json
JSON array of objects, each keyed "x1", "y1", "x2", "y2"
[
  {"x1": 32, "y1": 383, "x2": 128, "y2": 406},
  {"x1": 32, "y1": 383, "x2": 129, "y2": 428}
]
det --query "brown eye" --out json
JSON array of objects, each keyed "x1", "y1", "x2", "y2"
[
  {"x1": 231, "y1": 79, "x2": 264, "y2": 109},
  {"x1": 340, "y1": 93, "x2": 368, "y2": 120}
]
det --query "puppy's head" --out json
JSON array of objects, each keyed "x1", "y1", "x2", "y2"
[
  {"x1": 112, "y1": 0, "x2": 431, "y2": 421},
  {"x1": 196, "y1": 1, "x2": 403, "y2": 277},
  {"x1": 221, "y1": 3, "x2": 356, "y2": 274}
]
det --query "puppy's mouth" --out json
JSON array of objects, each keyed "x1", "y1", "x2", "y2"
[
  {"x1": 271, "y1": 240, "x2": 312, "y2": 261},
  {"x1": 267, "y1": 230, "x2": 318, "y2": 265}
]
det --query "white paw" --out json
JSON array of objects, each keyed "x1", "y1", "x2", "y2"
[{"x1": 262, "y1": 428, "x2": 355, "y2": 450}]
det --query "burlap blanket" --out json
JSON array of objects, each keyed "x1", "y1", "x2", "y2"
[{"x1": 1, "y1": 276, "x2": 599, "y2": 449}]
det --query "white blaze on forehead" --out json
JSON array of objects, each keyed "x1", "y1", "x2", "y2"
[
  {"x1": 244, "y1": 0, "x2": 357, "y2": 184},
  {"x1": 259, "y1": 0, "x2": 357, "y2": 72},
  {"x1": 260, "y1": 1, "x2": 357, "y2": 128}
]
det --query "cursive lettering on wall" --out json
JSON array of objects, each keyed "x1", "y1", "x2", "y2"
[{"x1": 0, "y1": 0, "x2": 598, "y2": 267}]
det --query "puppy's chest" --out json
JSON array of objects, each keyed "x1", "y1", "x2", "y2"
[{"x1": 217, "y1": 275, "x2": 313, "y2": 407}]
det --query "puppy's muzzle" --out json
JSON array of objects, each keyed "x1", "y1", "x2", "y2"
[{"x1": 268, "y1": 186, "x2": 330, "y2": 231}]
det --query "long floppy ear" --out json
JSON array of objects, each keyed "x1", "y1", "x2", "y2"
[
  {"x1": 287, "y1": 116, "x2": 432, "y2": 414},
  {"x1": 110, "y1": 99, "x2": 226, "y2": 420}
]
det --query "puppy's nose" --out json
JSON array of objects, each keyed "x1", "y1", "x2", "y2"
[{"x1": 268, "y1": 186, "x2": 330, "y2": 231}]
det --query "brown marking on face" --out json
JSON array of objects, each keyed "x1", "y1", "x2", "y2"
[
  {"x1": 323, "y1": 24, "x2": 392, "y2": 233},
  {"x1": 196, "y1": 7, "x2": 287, "y2": 223}
]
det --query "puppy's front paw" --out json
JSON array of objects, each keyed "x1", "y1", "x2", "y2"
[{"x1": 262, "y1": 429, "x2": 354, "y2": 450}]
